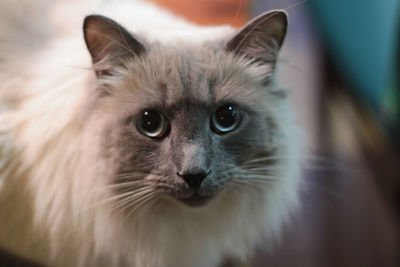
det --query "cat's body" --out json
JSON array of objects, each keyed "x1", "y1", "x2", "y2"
[{"x1": 0, "y1": 1, "x2": 301, "y2": 266}]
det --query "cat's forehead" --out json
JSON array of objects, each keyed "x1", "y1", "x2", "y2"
[{"x1": 117, "y1": 44, "x2": 271, "y2": 109}]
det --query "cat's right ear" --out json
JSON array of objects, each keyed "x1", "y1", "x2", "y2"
[
  {"x1": 226, "y1": 10, "x2": 287, "y2": 66},
  {"x1": 83, "y1": 15, "x2": 146, "y2": 76}
]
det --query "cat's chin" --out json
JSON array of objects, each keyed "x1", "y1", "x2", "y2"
[{"x1": 177, "y1": 193, "x2": 215, "y2": 207}]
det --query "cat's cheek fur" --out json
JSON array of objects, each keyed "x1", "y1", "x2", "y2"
[{"x1": 80, "y1": 86, "x2": 301, "y2": 267}]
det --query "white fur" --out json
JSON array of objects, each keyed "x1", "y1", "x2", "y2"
[{"x1": 0, "y1": 1, "x2": 301, "y2": 266}]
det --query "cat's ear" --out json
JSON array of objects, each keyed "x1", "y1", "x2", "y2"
[
  {"x1": 83, "y1": 15, "x2": 146, "y2": 76},
  {"x1": 226, "y1": 10, "x2": 287, "y2": 65}
]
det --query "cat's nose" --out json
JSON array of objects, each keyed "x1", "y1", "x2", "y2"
[{"x1": 177, "y1": 170, "x2": 209, "y2": 189}]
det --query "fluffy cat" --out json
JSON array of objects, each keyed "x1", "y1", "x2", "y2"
[{"x1": 0, "y1": 0, "x2": 301, "y2": 266}]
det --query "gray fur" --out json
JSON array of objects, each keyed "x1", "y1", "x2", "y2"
[{"x1": 83, "y1": 13, "x2": 286, "y2": 206}]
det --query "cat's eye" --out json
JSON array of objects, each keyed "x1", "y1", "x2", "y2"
[
  {"x1": 211, "y1": 104, "x2": 241, "y2": 134},
  {"x1": 137, "y1": 110, "x2": 169, "y2": 138}
]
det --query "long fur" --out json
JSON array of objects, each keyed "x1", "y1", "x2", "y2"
[{"x1": 0, "y1": 1, "x2": 301, "y2": 266}]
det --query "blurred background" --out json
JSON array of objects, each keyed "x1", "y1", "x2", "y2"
[{"x1": 149, "y1": 0, "x2": 400, "y2": 266}]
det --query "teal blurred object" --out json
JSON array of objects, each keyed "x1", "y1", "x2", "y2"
[{"x1": 309, "y1": 0, "x2": 400, "y2": 126}]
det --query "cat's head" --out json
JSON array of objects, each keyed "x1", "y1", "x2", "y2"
[{"x1": 82, "y1": 11, "x2": 291, "y2": 208}]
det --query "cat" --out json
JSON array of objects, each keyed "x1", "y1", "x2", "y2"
[{"x1": 0, "y1": 0, "x2": 301, "y2": 266}]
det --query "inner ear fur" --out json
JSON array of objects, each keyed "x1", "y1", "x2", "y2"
[
  {"x1": 83, "y1": 15, "x2": 146, "y2": 76},
  {"x1": 226, "y1": 10, "x2": 288, "y2": 64}
]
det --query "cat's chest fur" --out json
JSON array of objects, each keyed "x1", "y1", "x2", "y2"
[{"x1": 0, "y1": 1, "x2": 301, "y2": 266}]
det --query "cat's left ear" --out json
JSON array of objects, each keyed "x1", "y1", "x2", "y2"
[
  {"x1": 83, "y1": 15, "x2": 146, "y2": 76},
  {"x1": 226, "y1": 10, "x2": 287, "y2": 65}
]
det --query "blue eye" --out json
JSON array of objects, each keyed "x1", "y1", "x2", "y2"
[
  {"x1": 137, "y1": 110, "x2": 169, "y2": 138},
  {"x1": 211, "y1": 104, "x2": 241, "y2": 134}
]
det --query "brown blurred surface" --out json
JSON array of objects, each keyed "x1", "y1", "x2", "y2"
[{"x1": 147, "y1": 0, "x2": 249, "y2": 26}]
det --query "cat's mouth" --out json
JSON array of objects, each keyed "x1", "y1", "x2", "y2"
[
  {"x1": 154, "y1": 176, "x2": 220, "y2": 207},
  {"x1": 177, "y1": 193, "x2": 215, "y2": 207}
]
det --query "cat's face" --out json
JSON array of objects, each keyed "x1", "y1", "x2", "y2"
[{"x1": 83, "y1": 12, "x2": 288, "y2": 208}]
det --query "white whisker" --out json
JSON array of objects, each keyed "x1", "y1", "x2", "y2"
[
  {"x1": 122, "y1": 191, "x2": 159, "y2": 222},
  {"x1": 243, "y1": 154, "x2": 292, "y2": 163},
  {"x1": 113, "y1": 188, "x2": 154, "y2": 213},
  {"x1": 92, "y1": 180, "x2": 151, "y2": 192},
  {"x1": 86, "y1": 186, "x2": 151, "y2": 211}
]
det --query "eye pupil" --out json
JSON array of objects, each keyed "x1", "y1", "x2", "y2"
[
  {"x1": 138, "y1": 110, "x2": 168, "y2": 138},
  {"x1": 211, "y1": 104, "x2": 241, "y2": 134},
  {"x1": 216, "y1": 106, "x2": 237, "y2": 127}
]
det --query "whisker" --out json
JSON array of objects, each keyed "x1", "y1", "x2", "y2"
[
  {"x1": 234, "y1": 171, "x2": 278, "y2": 179},
  {"x1": 233, "y1": 178, "x2": 275, "y2": 188},
  {"x1": 122, "y1": 192, "x2": 159, "y2": 221},
  {"x1": 92, "y1": 180, "x2": 151, "y2": 192},
  {"x1": 72, "y1": 188, "x2": 157, "y2": 237},
  {"x1": 238, "y1": 165, "x2": 286, "y2": 172},
  {"x1": 113, "y1": 172, "x2": 148, "y2": 180},
  {"x1": 283, "y1": 0, "x2": 308, "y2": 12},
  {"x1": 113, "y1": 188, "x2": 154, "y2": 213},
  {"x1": 113, "y1": 171, "x2": 163, "y2": 181},
  {"x1": 242, "y1": 155, "x2": 292, "y2": 164},
  {"x1": 122, "y1": 192, "x2": 155, "y2": 213},
  {"x1": 233, "y1": 0, "x2": 243, "y2": 26},
  {"x1": 235, "y1": 176, "x2": 278, "y2": 183},
  {"x1": 86, "y1": 186, "x2": 151, "y2": 210}
]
